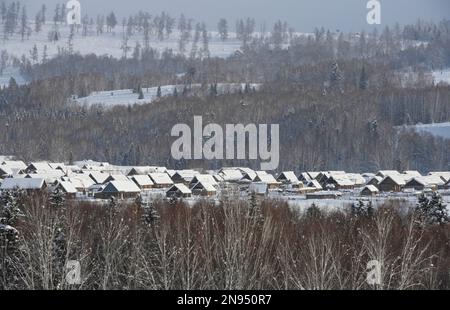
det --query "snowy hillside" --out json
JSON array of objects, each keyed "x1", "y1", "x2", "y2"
[
  {"x1": 432, "y1": 69, "x2": 450, "y2": 85},
  {"x1": 401, "y1": 122, "x2": 450, "y2": 139},
  {"x1": 0, "y1": 23, "x2": 244, "y2": 60},
  {"x1": 74, "y1": 83, "x2": 262, "y2": 108}
]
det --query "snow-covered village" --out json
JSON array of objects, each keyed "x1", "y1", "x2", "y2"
[
  {"x1": 1, "y1": 156, "x2": 450, "y2": 210},
  {"x1": 1, "y1": 0, "x2": 450, "y2": 295}
]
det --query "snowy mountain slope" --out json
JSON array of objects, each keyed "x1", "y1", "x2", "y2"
[
  {"x1": 74, "y1": 83, "x2": 262, "y2": 108},
  {"x1": 0, "y1": 23, "x2": 243, "y2": 61}
]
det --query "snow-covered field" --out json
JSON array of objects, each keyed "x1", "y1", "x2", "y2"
[
  {"x1": 0, "y1": 23, "x2": 244, "y2": 88},
  {"x1": 74, "y1": 83, "x2": 262, "y2": 108},
  {"x1": 0, "y1": 23, "x2": 243, "y2": 60},
  {"x1": 401, "y1": 122, "x2": 450, "y2": 139},
  {"x1": 432, "y1": 69, "x2": 450, "y2": 85}
]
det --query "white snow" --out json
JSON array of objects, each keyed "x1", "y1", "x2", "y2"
[
  {"x1": 432, "y1": 69, "x2": 450, "y2": 85},
  {"x1": 0, "y1": 23, "x2": 244, "y2": 61},
  {"x1": 401, "y1": 122, "x2": 450, "y2": 139},
  {"x1": 74, "y1": 83, "x2": 262, "y2": 108}
]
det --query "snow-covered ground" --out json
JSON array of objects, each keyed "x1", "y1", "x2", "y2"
[
  {"x1": 0, "y1": 23, "x2": 243, "y2": 61},
  {"x1": 74, "y1": 83, "x2": 262, "y2": 108},
  {"x1": 432, "y1": 69, "x2": 450, "y2": 85},
  {"x1": 400, "y1": 122, "x2": 450, "y2": 139}
]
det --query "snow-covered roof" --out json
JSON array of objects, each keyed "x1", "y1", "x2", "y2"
[
  {"x1": 149, "y1": 173, "x2": 174, "y2": 185},
  {"x1": 27, "y1": 162, "x2": 53, "y2": 171},
  {"x1": 254, "y1": 173, "x2": 280, "y2": 184},
  {"x1": 408, "y1": 176, "x2": 445, "y2": 187},
  {"x1": 403, "y1": 170, "x2": 422, "y2": 178},
  {"x1": 172, "y1": 170, "x2": 200, "y2": 181},
  {"x1": 56, "y1": 181, "x2": 78, "y2": 194},
  {"x1": 277, "y1": 171, "x2": 300, "y2": 184},
  {"x1": 67, "y1": 176, "x2": 95, "y2": 189},
  {"x1": 1, "y1": 178, "x2": 46, "y2": 190},
  {"x1": 329, "y1": 175, "x2": 355, "y2": 187},
  {"x1": 380, "y1": 175, "x2": 407, "y2": 186},
  {"x1": 346, "y1": 173, "x2": 366, "y2": 185},
  {"x1": 102, "y1": 180, "x2": 141, "y2": 193},
  {"x1": 48, "y1": 163, "x2": 66, "y2": 170},
  {"x1": 190, "y1": 174, "x2": 218, "y2": 186},
  {"x1": 89, "y1": 172, "x2": 109, "y2": 184},
  {"x1": 168, "y1": 183, "x2": 192, "y2": 195},
  {"x1": 429, "y1": 172, "x2": 450, "y2": 182},
  {"x1": 131, "y1": 175, "x2": 154, "y2": 187},
  {"x1": 191, "y1": 181, "x2": 217, "y2": 192},
  {"x1": 238, "y1": 168, "x2": 257, "y2": 181},
  {"x1": 307, "y1": 180, "x2": 323, "y2": 189},
  {"x1": 377, "y1": 170, "x2": 401, "y2": 177},
  {"x1": 105, "y1": 174, "x2": 130, "y2": 183},
  {"x1": 362, "y1": 185, "x2": 379, "y2": 193},
  {"x1": 1, "y1": 160, "x2": 27, "y2": 169},
  {"x1": 219, "y1": 169, "x2": 244, "y2": 181}
]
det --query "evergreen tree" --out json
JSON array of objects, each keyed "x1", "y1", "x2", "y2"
[
  {"x1": 138, "y1": 86, "x2": 144, "y2": 100},
  {"x1": 50, "y1": 188, "x2": 65, "y2": 209},
  {"x1": 156, "y1": 86, "x2": 162, "y2": 98},
  {"x1": 0, "y1": 189, "x2": 23, "y2": 226},
  {"x1": 306, "y1": 203, "x2": 322, "y2": 220},
  {"x1": 415, "y1": 193, "x2": 449, "y2": 226}
]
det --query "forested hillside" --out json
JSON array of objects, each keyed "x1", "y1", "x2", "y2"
[{"x1": 1, "y1": 1, "x2": 450, "y2": 172}]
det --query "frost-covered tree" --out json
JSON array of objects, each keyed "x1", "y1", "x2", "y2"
[
  {"x1": 416, "y1": 193, "x2": 449, "y2": 226},
  {"x1": 50, "y1": 188, "x2": 65, "y2": 209},
  {"x1": 0, "y1": 189, "x2": 23, "y2": 226}
]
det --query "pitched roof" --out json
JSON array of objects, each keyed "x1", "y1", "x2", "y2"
[
  {"x1": 27, "y1": 162, "x2": 53, "y2": 171},
  {"x1": 190, "y1": 174, "x2": 218, "y2": 186},
  {"x1": 254, "y1": 173, "x2": 280, "y2": 184},
  {"x1": 89, "y1": 172, "x2": 109, "y2": 184},
  {"x1": 67, "y1": 176, "x2": 95, "y2": 189},
  {"x1": 56, "y1": 181, "x2": 78, "y2": 194},
  {"x1": 219, "y1": 169, "x2": 244, "y2": 181},
  {"x1": 149, "y1": 173, "x2": 174, "y2": 185},
  {"x1": 102, "y1": 180, "x2": 141, "y2": 193},
  {"x1": 105, "y1": 174, "x2": 130, "y2": 182},
  {"x1": 191, "y1": 181, "x2": 217, "y2": 192},
  {"x1": 1, "y1": 178, "x2": 46, "y2": 190},
  {"x1": 277, "y1": 171, "x2": 300, "y2": 184},
  {"x1": 307, "y1": 180, "x2": 323, "y2": 189},
  {"x1": 380, "y1": 175, "x2": 406, "y2": 186},
  {"x1": 1, "y1": 160, "x2": 27, "y2": 169},
  {"x1": 131, "y1": 175, "x2": 154, "y2": 187},
  {"x1": 362, "y1": 185, "x2": 379, "y2": 193},
  {"x1": 167, "y1": 183, "x2": 192, "y2": 195}
]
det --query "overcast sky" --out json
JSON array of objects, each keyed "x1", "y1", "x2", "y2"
[{"x1": 19, "y1": 0, "x2": 450, "y2": 32}]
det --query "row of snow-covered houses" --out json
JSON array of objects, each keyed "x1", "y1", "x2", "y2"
[{"x1": 0, "y1": 158, "x2": 450, "y2": 200}]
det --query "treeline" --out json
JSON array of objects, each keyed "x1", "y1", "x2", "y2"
[{"x1": 0, "y1": 190, "x2": 448, "y2": 289}]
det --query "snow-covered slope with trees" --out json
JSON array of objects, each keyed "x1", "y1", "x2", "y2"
[
  {"x1": 74, "y1": 83, "x2": 262, "y2": 107},
  {"x1": 403, "y1": 122, "x2": 450, "y2": 139}
]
